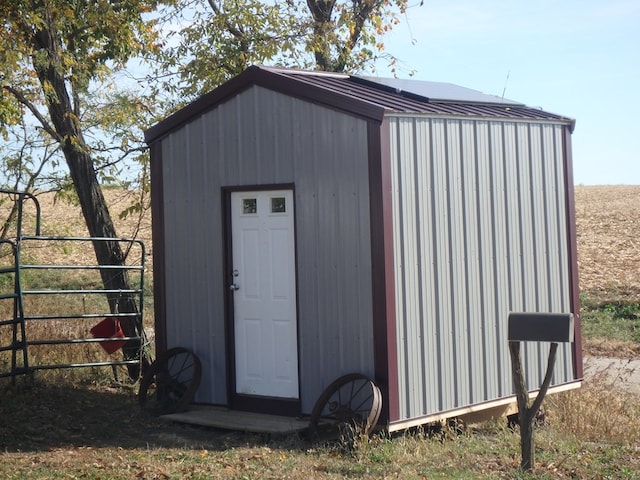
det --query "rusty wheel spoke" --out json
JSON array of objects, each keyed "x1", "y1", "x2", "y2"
[
  {"x1": 309, "y1": 373, "x2": 382, "y2": 439},
  {"x1": 139, "y1": 347, "x2": 202, "y2": 415}
]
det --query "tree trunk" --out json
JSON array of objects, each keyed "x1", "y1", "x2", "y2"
[
  {"x1": 63, "y1": 144, "x2": 143, "y2": 369},
  {"x1": 31, "y1": 18, "x2": 145, "y2": 378},
  {"x1": 509, "y1": 341, "x2": 559, "y2": 472},
  {"x1": 519, "y1": 414, "x2": 535, "y2": 470},
  {"x1": 306, "y1": 0, "x2": 337, "y2": 70},
  {"x1": 509, "y1": 341, "x2": 535, "y2": 470}
]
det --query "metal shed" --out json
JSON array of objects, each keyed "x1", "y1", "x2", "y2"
[{"x1": 144, "y1": 65, "x2": 582, "y2": 431}]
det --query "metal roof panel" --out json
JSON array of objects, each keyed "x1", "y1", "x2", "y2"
[
  {"x1": 276, "y1": 70, "x2": 572, "y2": 123},
  {"x1": 355, "y1": 76, "x2": 523, "y2": 106},
  {"x1": 145, "y1": 66, "x2": 575, "y2": 144}
]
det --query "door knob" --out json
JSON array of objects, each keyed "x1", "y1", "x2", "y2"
[{"x1": 229, "y1": 283, "x2": 240, "y2": 291}]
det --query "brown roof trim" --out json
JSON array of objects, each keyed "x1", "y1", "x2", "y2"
[
  {"x1": 563, "y1": 126, "x2": 583, "y2": 380},
  {"x1": 144, "y1": 65, "x2": 387, "y2": 144},
  {"x1": 145, "y1": 65, "x2": 575, "y2": 145}
]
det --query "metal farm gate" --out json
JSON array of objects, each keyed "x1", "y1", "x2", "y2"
[{"x1": 0, "y1": 190, "x2": 147, "y2": 383}]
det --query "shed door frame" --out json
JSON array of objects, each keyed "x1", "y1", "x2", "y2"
[{"x1": 222, "y1": 184, "x2": 301, "y2": 416}]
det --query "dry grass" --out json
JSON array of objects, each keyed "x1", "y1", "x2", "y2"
[
  {"x1": 548, "y1": 365, "x2": 640, "y2": 446},
  {"x1": 0, "y1": 189, "x2": 152, "y2": 378},
  {"x1": 574, "y1": 185, "x2": 640, "y2": 356},
  {"x1": 1, "y1": 186, "x2": 640, "y2": 479},
  {"x1": 0, "y1": 188, "x2": 152, "y2": 268},
  {"x1": 3, "y1": 185, "x2": 639, "y2": 298},
  {"x1": 575, "y1": 185, "x2": 640, "y2": 299},
  {"x1": 14, "y1": 185, "x2": 639, "y2": 294},
  {"x1": 1, "y1": 375, "x2": 639, "y2": 479}
]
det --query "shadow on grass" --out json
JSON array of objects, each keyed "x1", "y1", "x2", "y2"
[{"x1": 0, "y1": 378, "x2": 306, "y2": 453}]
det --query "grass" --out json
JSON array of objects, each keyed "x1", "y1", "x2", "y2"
[
  {"x1": 580, "y1": 290, "x2": 640, "y2": 356},
  {"x1": 1, "y1": 374, "x2": 639, "y2": 479},
  {"x1": 0, "y1": 257, "x2": 152, "y2": 385},
  {"x1": 0, "y1": 282, "x2": 639, "y2": 479},
  {"x1": 2, "y1": 287, "x2": 640, "y2": 480},
  {"x1": 0, "y1": 281, "x2": 639, "y2": 479}
]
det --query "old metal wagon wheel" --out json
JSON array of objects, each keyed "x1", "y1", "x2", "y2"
[
  {"x1": 309, "y1": 373, "x2": 382, "y2": 439},
  {"x1": 139, "y1": 347, "x2": 202, "y2": 415}
]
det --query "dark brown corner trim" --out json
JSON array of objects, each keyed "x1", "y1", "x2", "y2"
[
  {"x1": 563, "y1": 126, "x2": 583, "y2": 380},
  {"x1": 149, "y1": 142, "x2": 168, "y2": 356},
  {"x1": 368, "y1": 119, "x2": 400, "y2": 424}
]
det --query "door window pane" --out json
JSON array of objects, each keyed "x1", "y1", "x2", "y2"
[
  {"x1": 271, "y1": 197, "x2": 286, "y2": 213},
  {"x1": 243, "y1": 198, "x2": 257, "y2": 214}
]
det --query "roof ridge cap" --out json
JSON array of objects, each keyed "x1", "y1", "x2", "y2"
[{"x1": 258, "y1": 65, "x2": 349, "y2": 79}]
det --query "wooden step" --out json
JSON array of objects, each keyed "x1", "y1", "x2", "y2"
[{"x1": 161, "y1": 405, "x2": 309, "y2": 434}]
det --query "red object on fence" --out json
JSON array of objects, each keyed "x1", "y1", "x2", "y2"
[{"x1": 90, "y1": 318, "x2": 126, "y2": 354}]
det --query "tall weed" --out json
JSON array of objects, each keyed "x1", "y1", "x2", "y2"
[{"x1": 546, "y1": 367, "x2": 640, "y2": 445}]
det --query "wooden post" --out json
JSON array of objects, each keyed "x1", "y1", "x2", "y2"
[{"x1": 509, "y1": 340, "x2": 559, "y2": 471}]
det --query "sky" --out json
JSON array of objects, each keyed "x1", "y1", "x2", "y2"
[{"x1": 373, "y1": 0, "x2": 640, "y2": 185}]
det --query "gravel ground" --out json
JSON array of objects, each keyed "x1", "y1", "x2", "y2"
[{"x1": 583, "y1": 355, "x2": 640, "y2": 395}]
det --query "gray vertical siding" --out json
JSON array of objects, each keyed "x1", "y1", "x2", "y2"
[
  {"x1": 158, "y1": 86, "x2": 374, "y2": 412},
  {"x1": 389, "y1": 115, "x2": 574, "y2": 420}
]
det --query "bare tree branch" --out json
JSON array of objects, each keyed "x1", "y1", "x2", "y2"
[{"x1": 206, "y1": 0, "x2": 246, "y2": 39}]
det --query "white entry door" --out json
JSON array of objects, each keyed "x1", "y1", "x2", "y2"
[{"x1": 230, "y1": 190, "x2": 299, "y2": 399}]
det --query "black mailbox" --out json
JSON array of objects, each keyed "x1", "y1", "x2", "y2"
[{"x1": 508, "y1": 312, "x2": 574, "y2": 343}]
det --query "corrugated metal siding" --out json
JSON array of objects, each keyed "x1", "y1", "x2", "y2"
[
  {"x1": 389, "y1": 115, "x2": 573, "y2": 420},
  {"x1": 158, "y1": 86, "x2": 374, "y2": 412}
]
